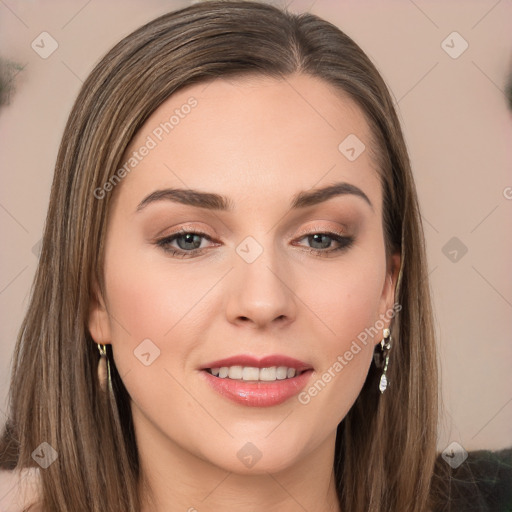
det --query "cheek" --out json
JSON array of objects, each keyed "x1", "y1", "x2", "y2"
[
  {"x1": 305, "y1": 252, "x2": 386, "y2": 350},
  {"x1": 295, "y1": 251, "x2": 385, "y2": 420},
  {"x1": 101, "y1": 239, "x2": 209, "y2": 430},
  {"x1": 101, "y1": 233, "x2": 224, "y2": 409},
  {"x1": 103, "y1": 237, "x2": 211, "y2": 348}
]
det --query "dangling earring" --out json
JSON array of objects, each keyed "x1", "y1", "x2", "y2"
[
  {"x1": 97, "y1": 344, "x2": 112, "y2": 393},
  {"x1": 374, "y1": 328, "x2": 392, "y2": 393}
]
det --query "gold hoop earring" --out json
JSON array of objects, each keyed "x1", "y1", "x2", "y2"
[
  {"x1": 374, "y1": 328, "x2": 391, "y2": 393},
  {"x1": 97, "y1": 344, "x2": 112, "y2": 393}
]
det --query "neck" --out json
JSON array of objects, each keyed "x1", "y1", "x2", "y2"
[{"x1": 136, "y1": 412, "x2": 341, "y2": 512}]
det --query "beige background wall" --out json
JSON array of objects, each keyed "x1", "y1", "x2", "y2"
[{"x1": 1, "y1": 0, "x2": 511, "y2": 453}]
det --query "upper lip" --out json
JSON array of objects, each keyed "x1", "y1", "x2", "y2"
[{"x1": 200, "y1": 355, "x2": 313, "y2": 373}]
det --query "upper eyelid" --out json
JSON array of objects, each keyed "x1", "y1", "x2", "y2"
[{"x1": 159, "y1": 219, "x2": 352, "y2": 238}]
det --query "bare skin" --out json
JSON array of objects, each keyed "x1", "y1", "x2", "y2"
[{"x1": 89, "y1": 73, "x2": 400, "y2": 512}]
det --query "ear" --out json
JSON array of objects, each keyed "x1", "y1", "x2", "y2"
[
  {"x1": 88, "y1": 279, "x2": 111, "y2": 345},
  {"x1": 376, "y1": 251, "x2": 401, "y2": 343}
]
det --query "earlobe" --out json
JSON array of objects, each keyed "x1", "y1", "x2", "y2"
[{"x1": 88, "y1": 280, "x2": 111, "y2": 344}]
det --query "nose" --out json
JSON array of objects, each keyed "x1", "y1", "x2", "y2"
[{"x1": 225, "y1": 241, "x2": 297, "y2": 329}]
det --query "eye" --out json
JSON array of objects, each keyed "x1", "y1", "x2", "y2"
[
  {"x1": 156, "y1": 229, "x2": 216, "y2": 258},
  {"x1": 293, "y1": 231, "x2": 354, "y2": 257}
]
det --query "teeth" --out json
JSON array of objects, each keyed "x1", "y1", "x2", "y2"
[
  {"x1": 242, "y1": 367, "x2": 260, "y2": 381},
  {"x1": 208, "y1": 366, "x2": 299, "y2": 381},
  {"x1": 276, "y1": 367, "x2": 287, "y2": 380},
  {"x1": 228, "y1": 366, "x2": 243, "y2": 379},
  {"x1": 260, "y1": 367, "x2": 277, "y2": 381}
]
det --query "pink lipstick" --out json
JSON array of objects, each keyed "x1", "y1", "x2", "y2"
[{"x1": 199, "y1": 354, "x2": 314, "y2": 407}]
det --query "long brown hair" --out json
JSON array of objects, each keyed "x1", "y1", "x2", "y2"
[{"x1": 0, "y1": 2, "x2": 439, "y2": 510}]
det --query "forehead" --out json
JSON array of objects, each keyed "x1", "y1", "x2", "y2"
[{"x1": 113, "y1": 73, "x2": 382, "y2": 214}]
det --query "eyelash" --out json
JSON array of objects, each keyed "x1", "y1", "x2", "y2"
[{"x1": 156, "y1": 227, "x2": 354, "y2": 259}]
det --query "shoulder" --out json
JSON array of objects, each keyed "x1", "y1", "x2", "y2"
[
  {"x1": 0, "y1": 468, "x2": 42, "y2": 512},
  {"x1": 431, "y1": 447, "x2": 512, "y2": 511}
]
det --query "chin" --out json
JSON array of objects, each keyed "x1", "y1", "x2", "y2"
[{"x1": 195, "y1": 432, "x2": 310, "y2": 475}]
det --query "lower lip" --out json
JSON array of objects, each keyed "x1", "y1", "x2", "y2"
[{"x1": 200, "y1": 369, "x2": 313, "y2": 407}]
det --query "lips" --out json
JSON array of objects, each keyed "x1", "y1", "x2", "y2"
[{"x1": 199, "y1": 354, "x2": 314, "y2": 407}]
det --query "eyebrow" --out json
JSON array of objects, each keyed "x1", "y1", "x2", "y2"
[{"x1": 135, "y1": 182, "x2": 373, "y2": 213}]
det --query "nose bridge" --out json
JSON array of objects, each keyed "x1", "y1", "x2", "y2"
[{"x1": 226, "y1": 234, "x2": 296, "y2": 327}]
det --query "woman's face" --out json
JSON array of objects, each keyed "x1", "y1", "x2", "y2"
[{"x1": 89, "y1": 73, "x2": 400, "y2": 475}]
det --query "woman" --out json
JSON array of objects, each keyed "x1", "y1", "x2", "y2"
[{"x1": 0, "y1": 1, "x2": 440, "y2": 510}]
